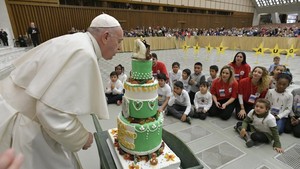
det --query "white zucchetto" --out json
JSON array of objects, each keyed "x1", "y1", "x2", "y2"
[{"x1": 90, "y1": 13, "x2": 120, "y2": 28}]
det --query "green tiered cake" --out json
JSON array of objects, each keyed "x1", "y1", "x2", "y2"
[
  {"x1": 108, "y1": 39, "x2": 180, "y2": 169},
  {"x1": 118, "y1": 40, "x2": 162, "y2": 155}
]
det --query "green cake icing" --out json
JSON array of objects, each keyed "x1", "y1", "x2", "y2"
[
  {"x1": 131, "y1": 59, "x2": 152, "y2": 80},
  {"x1": 127, "y1": 99, "x2": 158, "y2": 118},
  {"x1": 117, "y1": 112, "x2": 163, "y2": 155}
]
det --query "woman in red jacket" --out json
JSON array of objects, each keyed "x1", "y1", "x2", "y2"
[
  {"x1": 236, "y1": 66, "x2": 270, "y2": 120},
  {"x1": 229, "y1": 52, "x2": 251, "y2": 82},
  {"x1": 208, "y1": 65, "x2": 238, "y2": 120}
]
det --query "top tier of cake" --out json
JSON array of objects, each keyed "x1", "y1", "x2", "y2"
[{"x1": 131, "y1": 59, "x2": 152, "y2": 81}]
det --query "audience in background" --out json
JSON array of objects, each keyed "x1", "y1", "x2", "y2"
[{"x1": 124, "y1": 24, "x2": 300, "y2": 38}]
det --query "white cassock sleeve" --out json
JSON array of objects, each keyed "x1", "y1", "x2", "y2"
[{"x1": 36, "y1": 101, "x2": 89, "y2": 152}]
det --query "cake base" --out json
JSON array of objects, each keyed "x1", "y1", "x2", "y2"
[{"x1": 107, "y1": 128, "x2": 181, "y2": 169}]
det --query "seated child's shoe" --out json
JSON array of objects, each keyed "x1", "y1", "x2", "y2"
[
  {"x1": 164, "y1": 110, "x2": 170, "y2": 116},
  {"x1": 117, "y1": 100, "x2": 122, "y2": 106},
  {"x1": 186, "y1": 117, "x2": 192, "y2": 125},
  {"x1": 246, "y1": 139, "x2": 254, "y2": 148}
]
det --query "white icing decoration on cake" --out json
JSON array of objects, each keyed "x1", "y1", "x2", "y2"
[
  {"x1": 132, "y1": 101, "x2": 143, "y2": 111},
  {"x1": 139, "y1": 126, "x2": 145, "y2": 131},
  {"x1": 132, "y1": 39, "x2": 147, "y2": 59},
  {"x1": 121, "y1": 97, "x2": 129, "y2": 118},
  {"x1": 152, "y1": 124, "x2": 157, "y2": 129},
  {"x1": 148, "y1": 100, "x2": 156, "y2": 110}
]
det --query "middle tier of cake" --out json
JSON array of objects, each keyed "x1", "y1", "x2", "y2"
[
  {"x1": 117, "y1": 112, "x2": 164, "y2": 156},
  {"x1": 123, "y1": 80, "x2": 158, "y2": 118}
]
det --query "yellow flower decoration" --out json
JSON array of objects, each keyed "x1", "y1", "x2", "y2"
[
  {"x1": 164, "y1": 153, "x2": 176, "y2": 161},
  {"x1": 128, "y1": 163, "x2": 140, "y2": 169},
  {"x1": 110, "y1": 129, "x2": 118, "y2": 135}
]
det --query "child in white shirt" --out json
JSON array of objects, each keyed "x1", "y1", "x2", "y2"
[
  {"x1": 167, "y1": 81, "x2": 194, "y2": 124},
  {"x1": 284, "y1": 88, "x2": 300, "y2": 138},
  {"x1": 179, "y1": 68, "x2": 191, "y2": 92},
  {"x1": 269, "y1": 65, "x2": 284, "y2": 89},
  {"x1": 266, "y1": 73, "x2": 293, "y2": 134},
  {"x1": 157, "y1": 73, "x2": 172, "y2": 113},
  {"x1": 169, "y1": 62, "x2": 182, "y2": 90},
  {"x1": 193, "y1": 81, "x2": 212, "y2": 120},
  {"x1": 105, "y1": 71, "x2": 124, "y2": 105},
  {"x1": 115, "y1": 64, "x2": 127, "y2": 84},
  {"x1": 235, "y1": 98, "x2": 283, "y2": 153}
]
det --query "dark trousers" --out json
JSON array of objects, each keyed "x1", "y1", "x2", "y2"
[
  {"x1": 192, "y1": 108, "x2": 208, "y2": 120},
  {"x1": 235, "y1": 122, "x2": 269, "y2": 143},
  {"x1": 235, "y1": 100, "x2": 254, "y2": 120},
  {"x1": 167, "y1": 104, "x2": 194, "y2": 119},
  {"x1": 188, "y1": 91, "x2": 196, "y2": 105},
  {"x1": 208, "y1": 99, "x2": 235, "y2": 120},
  {"x1": 105, "y1": 93, "x2": 123, "y2": 104},
  {"x1": 284, "y1": 117, "x2": 300, "y2": 138},
  {"x1": 32, "y1": 37, "x2": 39, "y2": 47},
  {"x1": 1, "y1": 38, "x2": 8, "y2": 46}
]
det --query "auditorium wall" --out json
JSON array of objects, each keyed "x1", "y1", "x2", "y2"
[
  {"x1": 5, "y1": 0, "x2": 253, "y2": 42},
  {"x1": 6, "y1": 0, "x2": 298, "y2": 56}
]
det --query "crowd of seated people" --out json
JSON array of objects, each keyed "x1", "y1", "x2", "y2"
[{"x1": 124, "y1": 24, "x2": 300, "y2": 38}]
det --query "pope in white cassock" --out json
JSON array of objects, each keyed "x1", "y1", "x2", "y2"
[{"x1": 0, "y1": 14, "x2": 124, "y2": 169}]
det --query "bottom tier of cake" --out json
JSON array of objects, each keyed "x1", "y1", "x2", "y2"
[
  {"x1": 108, "y1": 128, "x2": 181, "y2": 169},
  {"x1": 117, "y1": 112, "x2": 163, "y2": 155}
]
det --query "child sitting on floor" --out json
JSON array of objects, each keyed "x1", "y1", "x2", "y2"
[
  {"x1": 169, "y1": 62, "x2": 182, "y2": 90},
  {"x1": 179, "y1": 68, "x2": 191, "y2": 92},
  {"x1": 193, "y1": 81, "x2": 212, "y2": 120},
  {"x1": 157, "y1": 73, "x2": 172, "y2": 113},
  {"x1": 266, "y1": 73, "x2": 293, "y2": 134},
  {"x1": 235, "y1": 98, "x2": 283, "y2": 153},
  {"x1": 207, "y1": 65, "x2": 218, "y2": 88},
  {"x1": 167, "y1": 81, "x2": 194, "y2": 124},
  {"x1": 105, "y1": 71, "x2": 124, "y2": 105}
]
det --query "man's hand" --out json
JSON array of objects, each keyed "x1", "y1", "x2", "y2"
[
  {"x1": 0, "y1": 149, "x2": 23, "y2": 169},
  {"x1": 181, "y1": 114, "x2": 187, "y2": 122},
  {"x1": 190, "y1": 79, "x2": 196, "y2": 85},
  {"x1": 82, "y1": 132, "x2": 93, "y2": 150},
  {"x1": 291, "y1": 117, "x2": 299, "y2": 126},
  {"x1": 111, "y1": 84, "x2": 115, "y2": 89}
]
